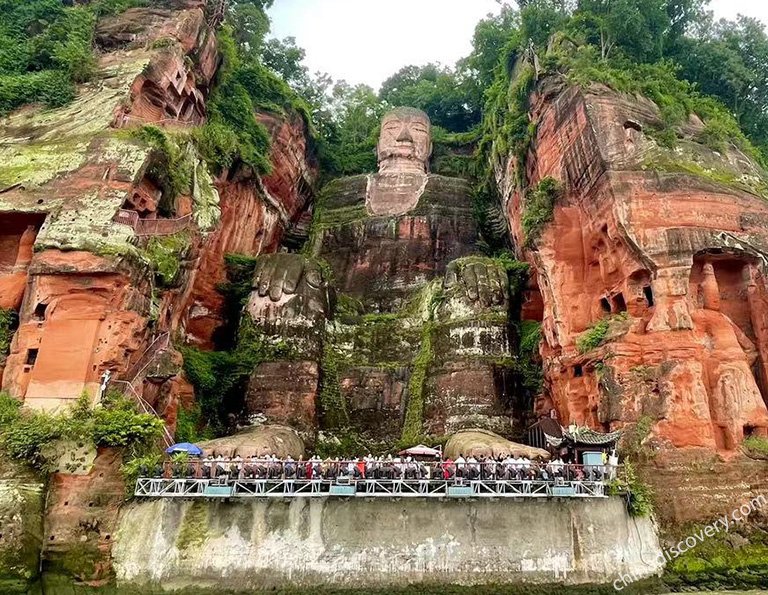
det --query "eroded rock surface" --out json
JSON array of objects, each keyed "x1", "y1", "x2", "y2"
[{"x1": 501, "y1": 74, "x2": 768, "y2": 451}]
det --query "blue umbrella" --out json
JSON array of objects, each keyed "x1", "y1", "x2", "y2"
[{"x1": 166, "y1": 442, "x2": 203, "y2": 456}]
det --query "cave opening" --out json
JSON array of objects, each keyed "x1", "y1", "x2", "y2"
[
  {"x1": 25, "y1": 348, "x2": 39, "y2": 366},
  {"x1": 33, "y1": 303, "x2": 48, "y2": 321},
  {"x1": 0, "y1": 212, "x2": 46, "y2": 270},
  {"x1": 612, "y1": 293, "x2": 627, "y2": 313},
  {"x1": 643, "y1": 285, "x2": 654, "y2": 307}
]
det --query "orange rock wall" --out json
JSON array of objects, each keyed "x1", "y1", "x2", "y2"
[{"x1": 506, "y1": 78, "x2": 768, "y2": 452}]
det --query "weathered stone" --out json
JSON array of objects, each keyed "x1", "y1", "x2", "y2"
[
  {"x1": 198, "y1": 425, "x2": 305, "y2": 459},
  {"x1": 503, "y1": 76, "x2": 768, "y2": 451},
  {"x1": 245, "y1": 361, "x2": 319, "y2": 435},
  {"x1": 444, "y1": 428, "x2": 550, "y2": 460},
  {"x1": 112, "y1": 497, "x2": 662, "y2": 590}
]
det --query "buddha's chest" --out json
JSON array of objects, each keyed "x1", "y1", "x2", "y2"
[{"x1": 317, "y1": 211, "x2": 479, "y2": 311}]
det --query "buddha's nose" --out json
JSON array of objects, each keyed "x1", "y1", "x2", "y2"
[{"x1": 396, "y1": 126, "x2": 413, "y2": 144}]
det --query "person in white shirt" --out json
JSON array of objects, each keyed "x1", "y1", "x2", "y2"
[
  {"x1": 608, "y1": 449, "x2": 619, "y2": 479},
  {"x1": 455, "y1": 455, "x2": 466, "y2": 479}
]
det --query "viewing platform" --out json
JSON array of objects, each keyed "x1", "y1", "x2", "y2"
[
  {"x1": 135, "y1": 477, "x2": 609, "y2": 499},
  {"x1": 135, "y1": 464, "x2": 615, "y2": 500}
]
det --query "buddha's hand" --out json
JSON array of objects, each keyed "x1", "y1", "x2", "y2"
[
  {"x1": 444, "y1": 257, "x2": 508, "y2": 309},
  {"x1": 251, "y1": 253, "x2": 330, "y2": 320}
]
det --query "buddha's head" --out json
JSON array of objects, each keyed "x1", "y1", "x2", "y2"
[{"x1": 377, "y1": 107, "x2": 432, "y2": 173}]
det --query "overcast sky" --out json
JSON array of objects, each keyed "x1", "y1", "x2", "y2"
[{"x1": 268, "y1": 0, "x2": 768, "y2": 92}]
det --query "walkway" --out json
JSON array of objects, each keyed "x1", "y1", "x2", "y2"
[{"x1": 135, "y1": 477, "x2": 608, "y2": 499}]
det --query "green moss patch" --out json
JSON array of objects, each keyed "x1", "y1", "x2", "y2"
[
  {"x1": 663, "y1": 524, "x2": 768, "y2": 590},
  {"x1": 576, "y1": 313, "x2": 630, "y2": 354},
  {"x1": 176, "y1": 501, "x2": 209, "y2": 551},
  {"x1": 0, "y1": 309, "x2": 18, "y2": 364},
  {"x1": 142, "y1": 232, "x2": 191, "y2": 288},
  {"x1": 742, "y1": 436, "x2": 768, "y2": 459}
]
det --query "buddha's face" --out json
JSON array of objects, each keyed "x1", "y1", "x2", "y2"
[{"x1": 377, "y1": 109, "x2": 432, "y2": 173}]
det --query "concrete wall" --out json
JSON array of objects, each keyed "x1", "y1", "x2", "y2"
[{"x1": 113, "y1": 497, "x2": 663, "y2": 591}]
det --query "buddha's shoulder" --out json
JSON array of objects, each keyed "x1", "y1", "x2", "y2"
[
  {"x1": 418, "y1": 175, "x2": 474, "y2": 211},
  {"x1": 316, "y1": 174, "x2": 369, "y2": 210},
  {"x1": 316, "y1": 173, "x2": 473, "y2": 213}
]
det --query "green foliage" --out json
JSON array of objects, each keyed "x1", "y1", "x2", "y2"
[
  {"x1": 180, "y1": 320, "x2": 295, "y2": 436},
  {"x1": 742, "y1": 435, "x2": 768, "y2": 458},
  {"x1": 203, "y1": 25, "x2": 314, "y2": 176},
  {"x1": 0, "y1": 392, "x2": 163, "y2": 471},
  {"x1": 608, "y1": 458, "x2": 653, "y2": 517},
  {"x1": 519, "y1": 320, "x2": 542, "y2": 357},
  {"x1": 174, "y1": 404, "x2": 213, "y2": 444},
  {"x1": 0, "y1": 0, "x2": 145, "y2": 115},
  {"x1": 191, "y1": 123, "x2": 242, "y2": 174},
  {"x1": 620, "y1": 415, "x2": 655, "y2": 460},
  {"x1": 400, "y1": 323, "x2": 434, "y2": 446},
  {"x1": 143, "y1": 232, "x2": 190, "y2": 288},
  {"x1": 0, "y1": 308, "x2": 17, "y2": 361},
  {"x1": 522, "y1": 177, "x2": 563, "y2": 247},
  {"x1": 131, "y1": 126, "x2": 194, "y2": 206},
  {"x1": 318, "y1": 342, "x2": 349, "y2": 430},
  {"x1": 91, "y1": 402, "x2": 164, "y2": 448},
  {"x1": 216, "y1": 253, "x2": 260, "y2": 345},
  {"x1": 553, "y1": 47, "x2": 765, "y2": 165},
  {"x1": 379, "y1": 63, "x2": 481, "y2": 133},
  {"x1": 314, "y1": 82, "x2": 385, "y2": 181},
  {"x1": 120, "y1": 452, "x2": 161, "y2": 493},
  {"x1": 517, "y1": 319, "x2": 544, "y2": 398},
  {"x1": 576, "y1": 312, "x2": 629, "y2": 354}
]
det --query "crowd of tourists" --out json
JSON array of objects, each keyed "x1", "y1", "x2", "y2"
[{"x1": 152, "y1": 453, "x2": 618, "y2": 483}]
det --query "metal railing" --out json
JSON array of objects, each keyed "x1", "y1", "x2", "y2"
[
  {"x1": 109, "y1": 333, "x2": 174, "y2": 447},
  {"x1": 135, "y1": 461, "x2": 619, "y2": 500},
  {"x1": 112, "y1": 210, "x2": 193, "y2": 236},
  {"x1": 134, "y1": 477, "x2": 608, "y2": 499}
]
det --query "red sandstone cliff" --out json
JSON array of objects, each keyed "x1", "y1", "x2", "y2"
[
  {"x1": 497, "y1": 73, "x2": 768, "y2": 455},
  {"x1": 0, "y1": 3, "x2": 317, "y2": 585}
]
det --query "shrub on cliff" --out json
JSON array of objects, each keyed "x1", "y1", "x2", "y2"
[
  {"x1": 0, "y1": 0, "x2": 146, "y2": 115},
  {"x1": 0, "y1": 308, "x2": 17, "y2": 362},
  {"x1": 522, "y1": 177, "x2": 564, "y2": 247},
  {"x1": 576, "y1": 312, "x2": 629, "y2": 354},
  {"x1": 742, "y1": 435, "x2": 768, "y2": 460},
  {"x1": 608, "y1": 459, "x2": 654, "y2": 517},
  {"x1": 0, "y1": 392, "x2": 163, "y2": 471}
]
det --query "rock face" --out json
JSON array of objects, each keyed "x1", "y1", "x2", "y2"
[
  {"x1": 499, "y1": 74, "x2": 768, "y2": 451},
  {"x1": 113, "y1": 497, "x2": 662, "y2": 591},
  {"x1": 0, "y1": 1, "x2": 319, "y2": 587},
  {"x1": 0, "y1": 1, "x2": 218, "y2": 409}
]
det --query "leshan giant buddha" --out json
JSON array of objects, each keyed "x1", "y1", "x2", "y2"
[{"x1": 241, "y1": 108, "x2": 526, "y2": 452}]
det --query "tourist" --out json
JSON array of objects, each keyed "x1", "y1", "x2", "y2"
[{"x1": 455, "y1": 454, "x2": 466, "y2": 478}]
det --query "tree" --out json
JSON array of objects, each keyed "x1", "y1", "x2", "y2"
[
  {"x1": 316, "y1": 82, "x2": 385, "y2": 179},
  {"x1": 379, "y1": 64, "x2": 480, "y2": 132},
  {"x1": 460, "y1": 5, "x2": 521, "y2": 91},
  {"x1": 227, "y1": 0, "x2": 273, "y2": 56},
  {"x1": 574, "y1": 0, "x2": 670, "y2": 61},
  {"x1": 673, "y1": 15, "x2": 768, "y2": 154}
]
